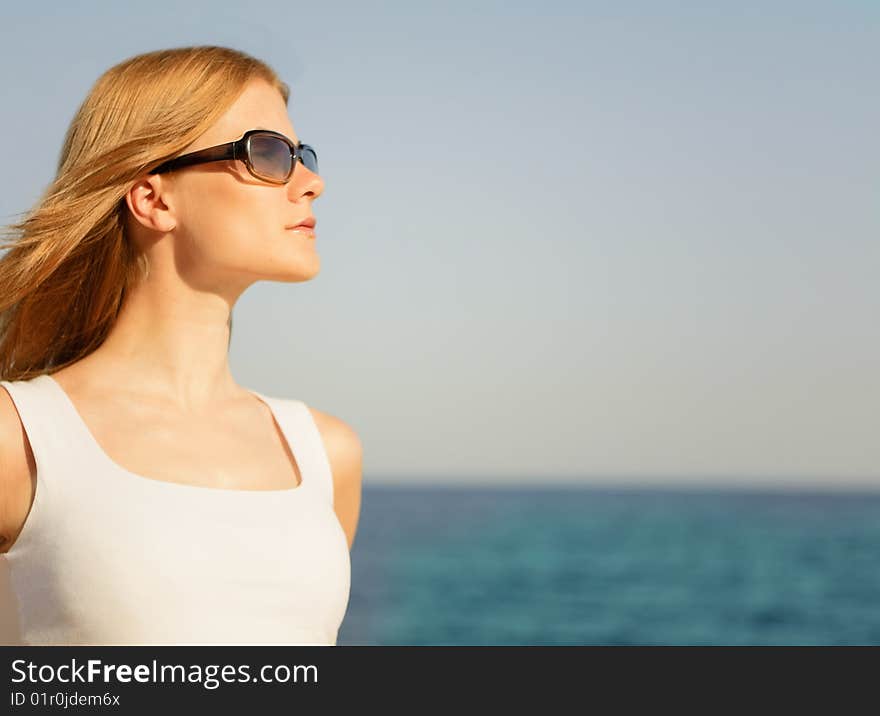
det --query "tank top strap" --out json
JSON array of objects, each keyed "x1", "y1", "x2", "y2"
[
  {"x1": 247, "y1": 390, "x2": 336, "y2": 507},
  {"x1": 0, "y1": 374, "x2": 86, "y2": 482}
]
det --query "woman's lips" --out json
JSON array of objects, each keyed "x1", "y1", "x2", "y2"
[{"x1": 286, "y1": 226, "x2": 315, "y2": 237}]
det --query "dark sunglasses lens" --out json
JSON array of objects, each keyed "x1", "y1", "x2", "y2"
[
  {"x1": 300, "y1": 145, "x2": 318, "y2": 174},
  {"x1": 248, "y1": 135, "x2": 292, "y2": 181}
]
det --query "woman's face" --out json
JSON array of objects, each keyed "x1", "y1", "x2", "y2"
[{"x1": 141, "y1": 78, "x2": 325, "y2": 291}]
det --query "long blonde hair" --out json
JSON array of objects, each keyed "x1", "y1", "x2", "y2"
[{"x1": 0, "y1": 46, "x2": 289, "y2": 381}]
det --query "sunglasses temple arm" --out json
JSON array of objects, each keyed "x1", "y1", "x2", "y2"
[{"x1": 150, "y1": 143, "x2": 238, "y2": 174}]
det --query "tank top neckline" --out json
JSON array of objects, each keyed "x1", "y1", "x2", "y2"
[{"x1": 39, "y1": 373, "x2": 310, "y2": 498}]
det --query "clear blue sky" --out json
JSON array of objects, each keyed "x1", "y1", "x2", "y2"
[{"x1": 1, "y1": 1, "x2": 877, "y2": 488}]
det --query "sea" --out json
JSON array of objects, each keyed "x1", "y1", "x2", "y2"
[{"x1": 336, "y1": 484, "x2": 880, "y2": 646}]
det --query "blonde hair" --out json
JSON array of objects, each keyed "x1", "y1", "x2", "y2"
[{"x1": 0, "y1": 45, "x2": 289, "y2": 381}]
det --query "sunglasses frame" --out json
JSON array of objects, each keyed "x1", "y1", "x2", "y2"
[{"x1": 149, "y1": 129, "x2": 317, "y2": 185}]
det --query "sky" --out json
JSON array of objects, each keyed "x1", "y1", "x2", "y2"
[{"x1": 0, "y1": 1, "x2": 876, "y2": 489}]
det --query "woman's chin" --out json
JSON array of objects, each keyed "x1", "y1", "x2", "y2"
[{"x1": 270, "y1": 258, "x2": 321, "y2": 283}]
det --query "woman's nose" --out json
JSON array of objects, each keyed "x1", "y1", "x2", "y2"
[{"x1": 290, "y1": 163, "x2": 324, "y2": 200}]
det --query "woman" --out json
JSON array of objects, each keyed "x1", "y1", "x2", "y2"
[{"x1": 0, "y1": 46, "x2": 362, "y2": 646}]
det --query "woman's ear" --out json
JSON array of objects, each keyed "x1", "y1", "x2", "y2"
[{"x1": 125, "y1": 175, "x2": 176, "y2": 234}]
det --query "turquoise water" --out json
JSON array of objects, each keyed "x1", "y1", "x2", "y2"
[{"x1": 337, "y1": 485, "x2": 880, "y2": 645}]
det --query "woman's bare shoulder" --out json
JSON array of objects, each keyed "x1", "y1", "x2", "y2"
[
  {"x1": 0, "y1": 384, "x2": 37, "y2": 554},
  {"x1": 305, "y1": 406, "x2": 362, "y2": 465},
  {"x1": 305, "y1": 405, "x2": 363, "y2": 550}
]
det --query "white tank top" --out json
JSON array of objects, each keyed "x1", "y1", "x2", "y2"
[{"x1": 0, "y1": 373, "x2": 351, "y2": 646}]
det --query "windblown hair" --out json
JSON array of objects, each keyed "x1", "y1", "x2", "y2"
[{"x1": 0, "y1": 46, "x2": 288, "y2": 381}]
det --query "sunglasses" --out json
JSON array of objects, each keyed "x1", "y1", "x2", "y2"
[{"x1": 149, "y1": 129, "x2": 318, "y2": 185}]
